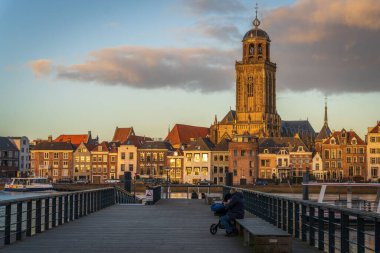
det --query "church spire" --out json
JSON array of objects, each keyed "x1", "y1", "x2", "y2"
[
  {"x1": 252, "y1": 3, "x2": 261, "y2": 29},
  {"x1": 324, "y1": 96, "x2": 328, "y2": 126}
]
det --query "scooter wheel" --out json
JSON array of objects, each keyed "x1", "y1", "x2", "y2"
[{"x1": 210, "y1": 224, "x2": 218, "y2": 235}]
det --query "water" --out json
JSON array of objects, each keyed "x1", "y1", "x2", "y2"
[{"x1": 0, "y1": 190, "x2": 57, "y2": 202}]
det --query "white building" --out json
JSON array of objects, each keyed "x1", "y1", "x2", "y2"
[
  {"x1": 312, "y1": 152, "x2": 324, "y2": 180},
  {"x1": 9, "y1": 136, "x2": 30, "y2": 176},
  {"x1": 367, "y1": 122, "x2": 380, "y2": 182}
]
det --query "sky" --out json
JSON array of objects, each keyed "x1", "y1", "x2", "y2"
[{"x1": 0, "y1": 0, "x2": 379, "y2": 141}]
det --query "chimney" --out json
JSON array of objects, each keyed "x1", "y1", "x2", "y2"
[
  {"x1": 88, "y1": 130, "x2": 92, "y2": 138},
  {"x1": 48, "y1": 135, "x2": 52, "y2": 142}
]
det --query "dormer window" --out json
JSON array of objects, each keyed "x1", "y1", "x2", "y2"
[
  {"x1": 330, "y1": 138, "x2": 335, "y2": 145},
  {"x1": 298, "y1": 146, "x2": 304, "y2": 152},
  {"x1": 351, "y1": 138, "x2": 357, "y2": 145},
  {"x1": 98, "y1": 146, "x2": 102, "y2": 151},
  {"x1": 264, "y1": 149, "x2": 269, "y2": 154},
  {"x1": 342, "y1": 131, "x2": 346, "y2": 138}
]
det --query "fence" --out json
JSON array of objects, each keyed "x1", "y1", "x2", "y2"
[
  {"x1": 0, "y1": 186, "x2": 139, "y2": 247},
  {"x1": 224, "y1": 186, "x2": 380, "y2": 253}
]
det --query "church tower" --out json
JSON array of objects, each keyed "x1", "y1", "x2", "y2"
[{"x1": 235, "y1": 7, "x2": 281, "y2": 137}]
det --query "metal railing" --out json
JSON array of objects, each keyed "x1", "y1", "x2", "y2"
[
  {"x1": 0, "y1": 186, "x2": 140, "y2": 247},
  {"x1": 224, "y1": 186, "x2": 380, "y2": 253}
]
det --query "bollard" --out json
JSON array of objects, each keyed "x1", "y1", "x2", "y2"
[{"x1": 302, "y1": 171, "x2": 309, "y2": 200}]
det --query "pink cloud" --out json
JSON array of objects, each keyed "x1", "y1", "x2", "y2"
[{"x1": 29, "y1": 59, "x2": 52, "y2": 78}]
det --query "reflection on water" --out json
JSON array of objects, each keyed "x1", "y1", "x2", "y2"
[{"x1": 0, "y1": 190, "x2": 57, "y2": 201}]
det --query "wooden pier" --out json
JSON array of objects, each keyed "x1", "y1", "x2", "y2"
[{"x1": 2, "y1": 199, "x2": 321, "y2": 253}]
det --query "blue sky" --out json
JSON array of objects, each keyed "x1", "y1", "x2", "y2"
[{"x1": 1, "y1": 0, "x2": 379, "y2": 141}]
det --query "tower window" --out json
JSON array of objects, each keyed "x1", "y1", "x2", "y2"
[
  {"x1": 258, "y1": 44, "x2": 262, "y2": 55},
  {"x1": 249, "y1": 44, "x2": 254, "y2": 55},
  {"x1": 247, "y1": 77, "x2": 254, "y2": 97}
]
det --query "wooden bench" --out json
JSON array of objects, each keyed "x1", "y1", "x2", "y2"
[
  {"x1": 204, "y1": 193, "x2": 222, "y2": 205},
  {"x1": 236, "y1": 218, "x2": 292, "y2": 253}
]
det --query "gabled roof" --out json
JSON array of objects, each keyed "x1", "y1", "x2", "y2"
[
  {"x1": 165, "y1": 124, "x2": 209, "y2": 147},
  {"x1": 139, "y1": 141, "x2": 174, "y2": 151},
  {"x1": 323, "y1": 129, "x2": 365, "y2": 145},
  {"x1": 0, "y1": 137, "x2": 18, "y2": 151},
  {"x1": 316, "y1": 124, "x2": 332, "y2": 140},
  {"x1": 54, "y1": 134, "x2": 89, "y2": 146},
  {"x1": 259, "y1": 137, "x2": 309, "y2": 153},
  {"x1": 112, "y1": 127, "x2": 135, "y2": 143},
  {"x1": 281, "y1": 120, "x2": 316, "y2": 137},
  {"x1": 75, "y1": 142, "x2": 96, "y2": 153},
  {"x1": 369, "y1": 121, "x2": 380, "y2": 134},
  {"x1": 33, "y1": 142, "x2": 76, "y2": 151},
  {"x1": 213, "y1": 138, "x2": 230, "y2": 151},
  {"x1": 220, "y1": 110, "x2": 236, "y2": 124},
  {"x1": 123, "y1": 135, "x2": 152, "y2": 148},
  {"x1": 184, "y1": 137, "x2": 215, "y2": 151},
  {"x1": 91, "y1": 141, "x2": 111, "y2": 152}
]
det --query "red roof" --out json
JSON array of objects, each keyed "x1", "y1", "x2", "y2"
[
  {"x1": 124, "y1": 135, "x2": 152, "y2": 148},
  {"x1": 323, "y1": 129, "x2": 365, "y2": 145},
  {"x1": 54, "y1": 134, "x2": 89, "y2": 146},
  {"x1": 165, "y1": 124, "x2": 210, "y2": 147},
  {"x1": 112, "y1": 127, "x2": 134, "y2": 143},
  {"x1": 369, "y1": 122, "x2": 380, "y2": 134}
]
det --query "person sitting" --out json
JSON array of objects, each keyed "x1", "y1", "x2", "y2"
[
  {"x1": 191, "y1": 191, "x2": 198, "y2": 199},
  {"x1": 220, "y1": 188, "x2": 244, "y2": 236}
]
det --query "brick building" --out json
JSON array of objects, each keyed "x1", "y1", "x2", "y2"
[
  {"x1": 0, "y1": 137, "x2": 19, "y2": 178},
  {"x1": 211, "y1": 139, "x2": 230, "y2": 185},
  {"x1": 73, "y1": 143, "x2": 94, "y2": 181},
  {"x1": 366, "y1": 122, "x2": 380, "y2": 181},
  {"x1": 90, "y1": 142, "x2": 111, "y2": 183}
]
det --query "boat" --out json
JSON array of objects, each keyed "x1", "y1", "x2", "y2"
[{"x1": 4, "y1": 177, "x2": 54, "y2": 192}]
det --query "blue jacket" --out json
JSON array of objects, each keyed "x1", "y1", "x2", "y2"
[{"x1": 224, "y1": 192, "x2": 244, "y2": 219}]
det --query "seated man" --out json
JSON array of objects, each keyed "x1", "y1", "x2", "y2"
[{"x1": 220, "y1": 188, "x2": 244, "y2": 236}]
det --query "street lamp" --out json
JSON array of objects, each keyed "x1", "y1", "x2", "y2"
[{"x1": 165, "y1": 167, "x2": 170, "y2": 199}]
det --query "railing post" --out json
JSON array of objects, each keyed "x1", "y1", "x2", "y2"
[
  {"x1": 357, "y1": 216, "x2": 365, "y2": 253},
  {"x1": 278, "y1": 199, "x2": 282, "y2": 229},
  {"x1": 4, "y1": 204, "x2": 11, "y2": 244},
  {"x1": 282, "y1": 200, "x2": 287, "y2": 231},
  {"x1": 274, "y1": 198, "x2": 278, "y2": 227},
  {"x1": 340, "y1": 211, "x2": 349, "y2": 253},
  {"x1": 70, "y1": 194, "x2": 74, "y2": 221},
  {"x1": 309, "y1": 206, "x2": 315, "y2": 247},
  {"x1": 295, "y1": 203, "x2": 300, "y2": 239},
  {"x1": 83, "y1": 192, "x2": 87, "y2": 216},
  {"x1": 287, "y1": 200, "x2": 293, "y2": 235},
  {"x1": 16, "y1": 202, "x2": 22, "y2": 241},
  {"x1": 328, "y1": 209, "x2": 335, "y2": 253},
  {"x1": 36, "y1": 199, "x2": 42, "y2": 233},
  {"x1": 58, "y1": 196, "x2": 63, "y2": 225},
  {"x1": 44, "y1": 198, "x2": 50, "y2": 231},
  {"x1": 52, "y1": 197, "x2": 56, "y2": 227},
  {"x1": 64, "y1": 195, "x2": 69, "y2": 223},
  {"x1": 26, "y1": 200, "x2": 32, "y2": 236},
  {"x1": 79, "y1": 193, "x2": 83, "y2": 217},
  {"x1": 74, "y1": 193, "x2": 79, "y2": 219},
  {"x1": 318, "y1": 207, "x2": 324, "y2": 251},
  {"x1": 301, "y1": 204, "x2": 307, "y2": 242},
  {"x1": 376, "y1": 218, "x2": 380, "y2": 253}
]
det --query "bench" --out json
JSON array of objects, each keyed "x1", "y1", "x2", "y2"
[
  {"x1": 204, "y1": 193, "x2": 222, "y2": 205},
  {"x1": 236, "y1": 218, "x2": 292, "y2": 253}
]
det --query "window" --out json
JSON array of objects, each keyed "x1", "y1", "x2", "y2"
[
  {"x1": 219, "y1": 155, "x2": 223, "y2": 161},
  {"x1": 121, "y1": 152, "x2": 125, "y2": 159},
  {"x1": 249, "y1": 161, "x2": 253, "y2": 168},
  {"x1": 371, "y1": 158, "x2": 376, "y2": 164},
  {"x1": 159, "y1": 153, "x2": 164, "y2": 161},
  {"x1": 241, "y1": 150, "x2": 246, "y2": 156},
  {"x1": 53, "y1": 169, "x2": 58, "y2": 176},
  {"x1": 337, "y1": 161, "x2": 342, "y2": 168},
  {"x1": 249, "y1": 43, "x2": 254, "y2": 55},
  {"x1": 80, "y1": 156, "x2": 85, "y2": 162},
  {"x1": 103, "y1": 155, "x2": 107, "y2": 162},
  {"x1": 371, "y1": 167, "x2": 378, "y2": 178},
  {"x1": 63, "y1": 153, "x2": 68, "y2": 159},
  {"x1": 370, "y1": 149, "x2": 376, "y2": 154},
  {"x1": 213, "y1": 166, "x2": 218, "y2": 174},
  {"x1": 44, "y1": 152, "x2": 49, "y2": 159},
  {"x1": 103, "y1": 167, "x2": 107, "y2": 173},
  {"x1": 359, "y1": 157, "x2": 364, "y2": 163},
  {"x1": 331, "y1": 150, "x2": 336, "y2": 159},
  {"x1": 249, "y1": 170, "x2": 253, "y2": 177},
  {"x1": 86, "y1": 156, "x2": 90, "y2": 162},
  {"x1": 219, "y1": 167, "x2": 223, "y2": 173},
  {"x1": 258, "y1": 43, "x2": 262, "y2": 55},
  {"x1": 186, "y1": 167, "x2": 192, "y2": 175},
  {"x1": 316, "y1": 164, "x2": 320, "y2": 170},
  {"x1": 121, "y1": 164, "x2": 125, "y2": 171},
  {"x1": 324, "y1": 150, "x2": 330, "y2": 159},
  {"x1": 201, "y1": 167, "x2": 208, "y2": 176},
  {"x1": 234, "y1": 150, "x2": 238, "y2": 156},
  {"x1": 325, "y1": 162, "x2": 329, "y2": 169},
  {"x1": 53, "y1": 161, "x2": 59, "y2": 168},
  {"x1": 347, "y1": 148, "x2": 351, "y2": 154},
  {"x1": 153, "y1": 153, "x2": 158, "y2": 161},
  {"x1": 225, "y1": 155, "x2": 229, "y2": 161},
  {"x1": 247, "y1": 77, "x2": 254, "y2": 97},
  {"x1": 54, "y1": 153, "x2": 59, "y2": 159},
  {"x1": 92, "y1": 167, "x2": 96, "y2": 173},
  {"x1": 213, "y1": 155, "x2": 217, "y2": 161},
  {"x1": 93, "y1": 156, "x2": 97, "y2": 162},
  {"x1": 194, "y1": 154, "x2": 200, "y2": 162},
  {"x1": 129, "y1": 152, "x2": 134, "y2": 159},
  {"x1": 225, "y1": 167, "x2": 229, "y2": 173},
  {"x1": 219, "y1": 177, "x2": 223, "y2": 183},
  {"x1": 233, "y1": 169, "x2": 237, "y2": 176},
  {"x1": 98, "y1": 156, "x2": 102, "y2": 162},
  {"x1": 355, "y1": 167, "x2": 361, "y2": 176},
  {"x1": 140, "y1": 153, "x2": 145, "y2": 161},
  {"x1": 338, "y1": 150, "x2": 342, "y2": 158},
  {"x1": 63, "y1": 161, "x2": 68, "y2": 168},
  {"x1": 170, "y1": 159, "x2": 175, "y2": 167},
  {"x1": 371, "y1": 137, "x2": 376, "y2": 142},
  {"x1": 349, "y1": 166, "x2": 354, "y2": 177},
  {"x1": 31, "y1": 153, "x2": 35, "y2": 159},
  {"x1": 186, "y1": 154, "x2": 192, "y2": 162},
  {"x1": 346, "y1": 157, "x2": 352, "y2": 163},
  {"x1": 202, "y1": 154, "x2": 208, "y2": 162},
  {"x1": 176, "y1": 159, "x2": 181, "y2": 167},
  {"x1": 74, "y1": 166, "x2": 79, "y2": 173},
  {"x1": 194, "y1": 167, "x2": 200, "y2": 176}
]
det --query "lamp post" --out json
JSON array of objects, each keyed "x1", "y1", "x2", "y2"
[{"x1": 165, "y1": 167, "x2": 170, "y2": 199}]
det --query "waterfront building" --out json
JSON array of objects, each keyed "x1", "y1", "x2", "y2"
[
  {"x1": 183, "y1": 138, "x2": 214, "y2": 184},
  {"x1": 90, "y1": 142, "x2": 111, "y2": 183},
  {"x1": 31, "y1": 140, "x2": 75, "y2": 182},
  {"x1": 54, "y1": 131, "x2": 98, "y2": 146},
  {"x1": 108, "y1": 142, "x2": 119, "y2": 180},
  {"x1": 137, "y1": 141, "x2": 173, "y2": 179},
  {"x1": 312, "y1": 152, "x2": 324, "y2": 180},
  {"x1": 167, "y1": 149, "x2": 184, "y2": 183},
  {"x1": 210, "y1": 11, "x2": 281, "y2": 144},
  {"x1": 0, "y1": 137, "x2": 19, "y2": 177},
  {"x1": 211, "y1": 139, "x2": 230, "y2": 185},
  {"x1": 8, "y1": 136, "x2": 30, "y2": 176},
  {"x1": 165, "y1": 124, "x2": 210, "y2": 149},
  {"x1": 258, "y1": 137, "x2": 311, "y2": 182},
  {"x1": 322, "y1": 129, "x2": 366, "y2": 181},
  {"x1": 73, "y1": 142, "x2": 94, "y2": 181},
  {"x1": 366, "y1": 121, "x2": 380, "y2": 182},
  {"x1": 281, "y1": 120, "x2": 315, "y2": 152},
  {"x1": 229, "y1": 134, "x2": 259, "y2": 185}
]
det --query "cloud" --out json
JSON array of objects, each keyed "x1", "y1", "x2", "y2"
[
  {"x1": 34, "y1": 46, "x2": 239, "y2": 92},
  {"x1": 181, "y1": 0, "x2": 245, "y2": 15},
  {"x1": 29, "y1": 59, "x2": 52, "y2": 78},
  {"x1": 263, "y1": 0, "x2": 380, "y2": 93}
]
